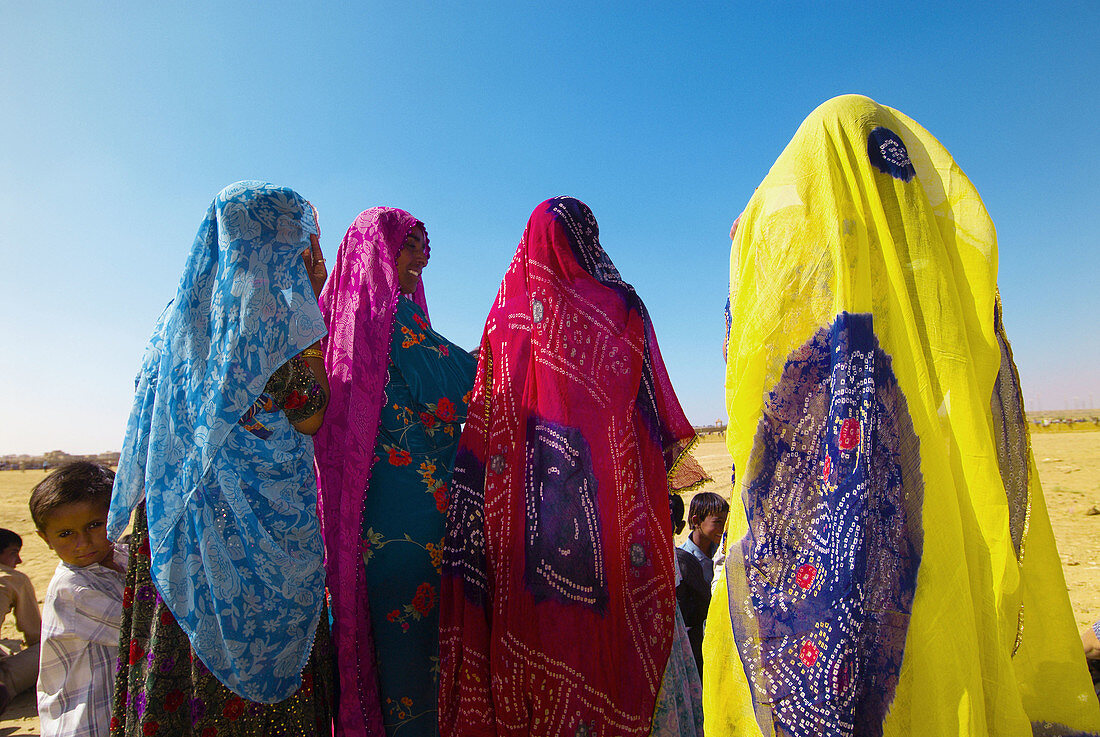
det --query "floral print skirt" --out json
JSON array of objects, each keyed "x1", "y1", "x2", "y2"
[
  {"x1": 362, "y1": 450, "x2": 450, "y2": 736},
  {"x1": 110, "y1": 504, "x2": 334, "y2": 737}
]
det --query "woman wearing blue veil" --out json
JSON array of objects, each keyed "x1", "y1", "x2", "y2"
[{"x1": 108, "y1": 181, "x2": 335, "y2": 735}]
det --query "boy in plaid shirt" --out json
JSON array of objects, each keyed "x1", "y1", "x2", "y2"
[{"x1": 31, "y1": 462, "x2": 127, "y2": 737}]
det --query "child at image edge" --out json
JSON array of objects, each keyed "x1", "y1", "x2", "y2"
[{"x1": 30, "y1": 461, "x2": 128, "y2": 737}]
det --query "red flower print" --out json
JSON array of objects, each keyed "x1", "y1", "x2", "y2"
[
  {"x1": 838, "y1": 418, "x2": 860, "y2": 450},
  {"x1": 201, "y1": 728, "x2": 218, "y2": 737},
  {"x1": 222, "y1": 697, "x2": 244, "y2": 721},
  {"x1": 822, "y1": 455, "x2": 831, "y2": 482},
  {"x1": 412, "y1": 582, "x2": 437, "y2": 616},
  {"x1": 284, "y1": 390, "x2": 307, "y2": 410},
  {"x1": 160, "y1": 607, "x2": 174, "y2": 627},
  {"x1": 433, "y1": 487, "x2": 448, "y2": 513},
  {"x1": 123, "y1": 586, "x2": 134, "y2": 608},
  {"x1": 413, "y1": 313, "x2": 429, "y2": 329},
  {"x1": 164, "y1": 689, "x2": 185, "y2": 713},
  {"x1": 437, "y1": 397, "x2": 456, "y2": 422},
  {"x1": 799, "y1": 640, "x2": 820, "y2": 667},
  {"x1": 143, "y1": 721, "x2": 160, "y2": 736},
  {"x1": 387, "y1": 447, "x2": 412, "y2": 466},
  {"x1": 129, "y1": 638, "x2": 145, "y2": 665},
  {"x1": 111, "y1": 717, "x2": 120, "y2": 730},
  {"x1": 438, "y1": 344, "x2": 450, "y2": 357},
  {"x1": 795, "y1": 563, "x2": 817, "y2": 590},
  {"x1": 139, "y1": 538, "x2": 151, "y2": 558},
  {"x1": 837, "y1": 661, "x2": 851, "y2": 693},
  {"x1": 420, "y1": 412, "x2": 437, "y2": 429},
  {"x1": 387, "y1": 609, "x2": 401, "y2": 623},
  {"x1": 402, "y1": 622, "x2": 410, "y2": 632}
]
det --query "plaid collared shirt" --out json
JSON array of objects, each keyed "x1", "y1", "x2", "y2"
[{"x1": 37, "y1": 545, "x2": 128, "y2": 737}]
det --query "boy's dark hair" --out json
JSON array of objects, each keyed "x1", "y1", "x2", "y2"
[
  {"x1": 670, "y1": 494, "x2": 686, "y2": 535},
  {"x1": 687, "y1": 492, "x2": 730, "y2": 529},
  {"x1": 0, "y1": 529, "x2": 21, "y2": 550},
  {"x1": 29, "y1": 461, "x2": 115, "y2": 531}
]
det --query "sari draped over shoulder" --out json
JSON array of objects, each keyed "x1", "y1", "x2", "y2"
[
  {"x1": 705, "y1": 95, "x2": 1100, "y2": 737},
  {"x1": 439, "y1": 197, "x2": 699, "y2": 737},
  {"x1": 108, "y1": 181, "x2": 328, "y2": 704},
  {"x1": 311, "y1": 208, "x2": 430, "y2": 737}
]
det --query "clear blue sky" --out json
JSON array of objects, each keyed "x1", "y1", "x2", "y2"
[{"x1": 2, "y1": 2, "x2": 1097, "y2": 454}]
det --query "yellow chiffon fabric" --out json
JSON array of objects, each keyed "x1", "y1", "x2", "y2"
[{"x1": 705, "y1": 95, "x2": 1099, "y2": 736}]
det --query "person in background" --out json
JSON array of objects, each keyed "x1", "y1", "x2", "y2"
[
  {"x1": 1080, "y1": 624, "x2": 1100, "y2": 696},
  {"x1": 0, "y1": 528, "x2": 41, "y2": 715},
  {"x1": 653, "y1": 484, "x2": 706, "y2": 737},
  {"x1": 678, "y1": 492, "x2": 729, "y2": 588},
  {"x1": 676, "y1": 492, "x2": 728, "y2": 676},
  {"x1": 670, "y1": 494, "x2": 686, "y2": 536},
  {"x1": 312, "y1": 207, "x2": 476, "y2": 737},
  {"x1": 30, "y1": 462, "x2": 127, "y2": 737}
]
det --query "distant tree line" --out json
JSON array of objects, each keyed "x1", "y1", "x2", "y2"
[{"x1": 0, "y1": 450, "x2": 120, "y2": 471}]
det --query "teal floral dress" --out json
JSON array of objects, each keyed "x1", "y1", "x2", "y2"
[{"x1": 362, "y1": 296, "x2": 475, "y2": 736}]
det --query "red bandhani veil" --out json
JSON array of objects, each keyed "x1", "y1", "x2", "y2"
[{"x1": 439, "y1": 197, "x2": 699, "y2": 737}]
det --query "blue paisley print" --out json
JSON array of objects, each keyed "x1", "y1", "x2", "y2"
[{"x1": 108, "y1": 181, "x2": 327, "y2": 704}]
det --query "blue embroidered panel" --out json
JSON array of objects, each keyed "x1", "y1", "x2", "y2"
[
  {"x1": 523, "y1": 416, "x2": 608, "y2": 613},
  {"x1": 729, "y1": 312, "x2": 923, "y2": 737},
  {"x1": 867, "y1": 127, "x2": 916, "y2": 182},
  {"x1": 444, "y1": 447, "x2": 489, "y2": 608}
]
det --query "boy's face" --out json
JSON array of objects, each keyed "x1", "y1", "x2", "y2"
[
  {"x1": 0, "y1": 544, "x2": 21, "y2": 568},
  {"x1": 695, "y1": 512, "x2": 728, "y2": 550},
  {"x1": 36, "y1": 500, "x2": 113, "y2": 568}
]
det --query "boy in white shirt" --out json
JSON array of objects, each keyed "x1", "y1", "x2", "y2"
[{"x1": 30, "y1": 462, "x2": 127, "y2": 737}]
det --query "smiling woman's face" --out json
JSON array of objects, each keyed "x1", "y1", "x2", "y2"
[{"x1": 396, "y1": 225, "x2": 428, "y2": 295}]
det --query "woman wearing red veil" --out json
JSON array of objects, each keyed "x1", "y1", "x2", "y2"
[{"x1": 439, "y1": 197, "x2": 704, "y2": 737}]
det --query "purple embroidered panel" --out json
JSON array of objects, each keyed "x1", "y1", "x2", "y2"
[
  {"x1": 728, "y1": 312, "x2": 923, "y2": 737},
  {"x1": 445, "y1": 446, "x2": 489, "y2": 607},
  {"x1": 523, "y1": 416, "x2": 608, "y2": 613}
]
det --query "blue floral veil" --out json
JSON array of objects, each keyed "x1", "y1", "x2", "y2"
[{"x1": 108, "y1": 181, "x2": 328, "y2": 703}]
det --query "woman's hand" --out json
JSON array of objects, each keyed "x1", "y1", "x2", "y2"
[{"x1": 302, "y1": 233, "x2": 327, "y2": 299}]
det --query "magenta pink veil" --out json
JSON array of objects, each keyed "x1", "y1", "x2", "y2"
[{"x1": 313, "y1": 207, "x2": 428, "y2": 737}]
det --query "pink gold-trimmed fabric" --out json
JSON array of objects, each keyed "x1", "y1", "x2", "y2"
[{"x1": 313, "y1": 208, "x2": 427, "y2": 737}]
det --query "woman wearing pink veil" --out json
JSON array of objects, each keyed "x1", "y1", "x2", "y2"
[{"x1": 313, "y1": 208, "x2": 476, "y2": 737}]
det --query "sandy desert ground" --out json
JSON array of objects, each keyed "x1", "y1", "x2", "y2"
[{"x1": 2, "y1": 431, "x2": 1098, "y2": 734}]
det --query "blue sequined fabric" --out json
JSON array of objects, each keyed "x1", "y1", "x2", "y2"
[{"x1": 728, "y1": 312, "x2": 924, "y2": 737}]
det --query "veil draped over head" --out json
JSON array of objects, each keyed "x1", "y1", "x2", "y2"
[
  {"x1": 108, "y1": 181, "x2": 327, "y2": 703},
  {"x1": 439, "y1": 197, "x2": 702, "y2": 737},
  {"x1": 707, "y1": 95, "x2": 1100, "y2": 737},
  {"x1": 311, "y1": 207, "x2": 428, "y2": 736}
]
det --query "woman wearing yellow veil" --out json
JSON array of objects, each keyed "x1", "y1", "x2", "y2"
[{"x1": 705, "y1": 94, "x2": 1100, "y2": 737}]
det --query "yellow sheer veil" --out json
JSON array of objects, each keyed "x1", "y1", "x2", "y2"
[{"x1": 705, "y1": 95, "x2": 1099, "y2": 737}]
